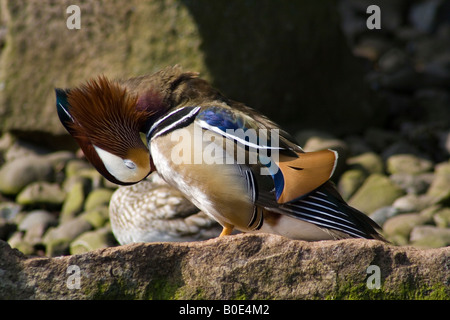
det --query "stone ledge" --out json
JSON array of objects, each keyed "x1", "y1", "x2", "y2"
[{"x1": 0, "y1": 233, "x2": 448, "y2": 299}]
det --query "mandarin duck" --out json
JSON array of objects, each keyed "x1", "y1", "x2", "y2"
[
  {"x1": 109, "y1": 172, "x2": 222, "y2": 244},
  {"x1": 56, "y1": 66, "x2": 385, "y2": 241}
]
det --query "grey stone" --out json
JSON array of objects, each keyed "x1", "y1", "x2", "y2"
[
  {"x1": 389, "y1": 173, "x2": 434, "y2": 195},
  {"x1": 410, "y1": 225, "x2": 450, "y2": 248},
  {"x1": 378, "y1": 48, "x2": 410, "y2": 74},
  {"x1": 60, "y1": 181, "x2": 85, "y2": 223},
  {"x1": 337, "y1": 169, "x2": 367, "y2": 201},
  {"x1": 43, "y1": 216, "x2": 92, "y2": 245},
  {"x1": 80, "y1": 206, "x2": 109, "y2": 229},
  {"x1": 0, "y1": 156, "x2": 54, "y2": 195},
  {"x1": 348, "y1": 174, "x2": 405, "y2": 214},
  {"x1": 70, "y1": 227, "x2": 117, "y2": 255},
  {"x1": 346, "y1": 152, "x2": 384, "y2": 175},
  {"x1": 427, "y1": 162, "x2": 450, "y2": 203},
  {"x1": 84, "y1": 188, "x2": 114, "y2": 212},
  {"x1": 369, "y1": 206, "x2": 400, "y2": 227},
  {"x1": 383, "y1": 213, "x2": 430, "y2": 240},
  {"x1": 433, "y1": 207, "x2": 450, "y2": 228},
  {"x1": 18, "y1": 210, "x2": 56, "y2": 232},
  {"x1": 0, "y1": 1, "x2": 380, "y2": 138},
  {"x1": 386, "y1": 154, "x2": 433, "y2": 175},
  {"x1": 392, "y1": 194, "x2": 432, "y2": 213},
  {"x1": 0, "y1": 202, "x2": 22, "y2": 221},
  {"x1": 16, "y1": 182, "x2": 66, "y2": 207}
]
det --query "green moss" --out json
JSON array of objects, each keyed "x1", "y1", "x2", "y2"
[
  {"x1": 328, "y1": 280, "x2": 449, "y2": 300},
  {"x1": 145, "y1": 278, "x2": 184, "y2": 300}
]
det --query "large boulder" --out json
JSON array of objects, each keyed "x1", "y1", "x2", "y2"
[
  {"x1": 0, "y1": 0, "x2": 382, "y2": 147},
  {"x1": 0, "y1": 234, "x2": 448, "y2": 299}
]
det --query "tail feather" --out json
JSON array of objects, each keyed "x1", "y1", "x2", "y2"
[{"x1": 274, "y1": 182, "x2": 387, "y2": 241}]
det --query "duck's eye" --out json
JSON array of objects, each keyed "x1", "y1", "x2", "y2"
[{"x1": 123, "y1": 159, "x2": 136, "y2": 170}]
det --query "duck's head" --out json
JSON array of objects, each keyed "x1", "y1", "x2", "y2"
[{"x1": 56, "y1": 76, "x2": 158, "y2": 185}]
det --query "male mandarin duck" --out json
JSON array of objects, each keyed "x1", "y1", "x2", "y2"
[{"x1": 56, "y1": 65, "x2": 385, "y2": 241}]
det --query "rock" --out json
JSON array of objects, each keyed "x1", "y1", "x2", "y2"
[
  {"x1": 389, "y1": 172, "x2": 434, "y2": 195},
  {"x1": 386, "y1": 154, "x2": 433, "y2": 175},
  {"x1": 409, "y1": 0, "x2": 447, "y2": 34},
  {"x1": 64, "y1": 160, "x2": 92, "y2": 179},
  {"x1": 337, "y1": 169, "x2": 367, "y2": 201},
  {"x1": 79, "y1": 207, "x2": 110, "y2": 229},
  {"x1": 16, "y1": 182, "x2": 66, "y2": 208},
  {"x1": 378, "y1": 48, "x2": 410, "y2": 74},
  {"x1": 383, "y1": 213, "x2": 431, "y2": 241},
  {"x1": 427, "y1": 161, "x2": 450, "y2": 203},
  {"x1": 60, "y1": 181, "x2": 85, "y2": 223},
  {"x1": 18, "y1": 210, "x2": 56, "y2": 232},
  {"x1": 348, "y1": 174, "x2": 405, "y2": 214},
  {"x1": 0, "y1": 234, "x2": 448, "y2": 299},
  {"x1": 419, "y1": 205, "x2": 444, "y2": 221},
  {"x1": 392, "y1": 194, "x2": 432, "y2": 213},
  {"x1": 7, "y1": 232, "x2": 34, "y2": 256},
  {"x1": 18, "y1": 210, "x2": 57, "y2": 249},
  {"x1": 3, "y1": 139, "x2": 50, "y2": 162},
  {"x1": 369, "y1": 206, "x2": 400, "y2": 227},
  {"x1": 43, "y1": 216, "x2": 93, "y2": 256},
  {"x1": 439, "y1": 129, "x2": 450, "y2": 156},
  {"x1": 83, "y1": 188, "x2": 114, "y2": 212},
  {"x1": 410, "y1": 226, "x2": 450, "y2": 248},
  {"x1": 346, "y1": 152, "x2": 384, "y2": 175},
  {"x1": 433, "y1": 207, "x2": 450, "y2": 228},
  {"x1": 70, "y1": 227, "x2": 117, "y2": 255},
  {"x1": 0, "y1": 155, "x2": 54, "y2": 195},
  {"x1": 0, "y1": 202, "x2": 22, "y2": 221},
  {"x1": 0, "y1": 1, "x2": 379, "y2": 140}
]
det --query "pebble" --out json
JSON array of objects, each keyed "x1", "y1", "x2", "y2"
[
  {"x1": 392, "y1": 194, "x2": 432, "y2": 213},
  {"x1": 346, "y1": 152, "x2": 384, "y2": 175},
  {"x1": 337, "y1": 168, "x2": 367, "y2": 201},
  {"x1": 426, "y1": 161, "x2": 450, "y2": 203},
  {"x1": 18, "y1": 210, "x2": 56, "y2": 232},
  {"x1": 16, "y1": 182, "x2": 66, "y2": 207},
  {"x1": 0, "y1": 155, "x2": 54, "y2": 195},
  {"x1": 43, "y1": 216, "x2": 93, "y2": 248},
  {"x1": 60, "y1": 181, "x2": 85, "y2": 223},
  {"x1": 410, "y1": 225, "x2": 450, "y2": 248},
  {"x1": 83, "y1": 188, "x2": 114, "y2": 212},
  {"x1": 433, "y1": 207, "x2": 450, "y2": 228},
  {"x1": 383, "y1": 213, "x2": 430, "y2": 241},
  {"x1": 386, "y1": 154, "x2": 433, "y2": 175},
  {"x1": 369, "y1": 206, "x2": 400, "y2": 227},
  {"x1": 389, "y1": 173, "x2": 434, "y2": 195},
  {"x1": 348, "y1": 173, "x2": 405, "y2": 214},
  {"x1": 70, "y1": 227, "x2": 117, "y2": 255}
]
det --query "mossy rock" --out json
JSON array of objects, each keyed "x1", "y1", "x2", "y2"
[
  {"x1": 348, "y1": 174, "x2": 405, "y2": 214},
  {"x1": 0, "y1": 0, "x2": 382, "y2": 148}
]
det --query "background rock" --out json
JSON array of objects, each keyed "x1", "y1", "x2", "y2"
[
  {"x1": 0, "y1": 0, "x2": 381, "y2": 148},
  {"x1": 0, "y1": 156, "x2": 54, "y2": 195},
  {"x1": 348, "y1": 174, "x2": 405, "y2": 214},
  {"x1": 0, "y1": 234, "x2": 448, "y2": 300}
]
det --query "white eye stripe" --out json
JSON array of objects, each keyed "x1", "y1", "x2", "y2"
[
  {"x1": 123, "y1": 159, "x2": 136, "y2": 170},
  {"x1": 94, "y1": 146, "x2": 148, "y2": 183}
]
